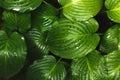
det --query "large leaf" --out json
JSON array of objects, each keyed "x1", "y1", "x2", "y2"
[
  {"x1": 32, "y1": 2, "x2": 58, "y2": 32},
  {"x1": 105, "y1": 0, "x2": 120, "y2": 23},
  {"x1": 47, "y1": 18, "x2": 100, "y2": 59},
  {"x1": 58, "y1": 0, "x2": 103, "y2": 21},
  {"x1": 71, "y1": 50, "x2": 106, "y2": 80},
  {"x1": 100, "y1": 24, "x2": 120, "y2": 54},
  {"x1": 26, "y1": 55, "x2": 66, "y2": 80},
  {"x1": 0, "y1": 30, "x2": 27, "y2": 78},
  {"x1": 26, "y1": 28, "x2": 48, "y2": 56},
  {"x1": 105, "y1": 50, "x2": 120, "y2": 80},
  {"x1": 2, "y1": 10, "x2": 31, "y2": 33},
  {"x1": 0, "y1": 0, "x2": 43, "y2": 12}
]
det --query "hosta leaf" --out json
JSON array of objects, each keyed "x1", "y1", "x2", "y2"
[
  {"x1": 0, "y1": 30, "x2": 27, "y2": 78},
  {"x1": 58, "y1": 0, "x2": 103, "y2": 21},
  {"x1": 26, "y1": 55, "x2": 66, "y2": 80},
  {"x1": 32, "y1": 2, "x2": 58, "y2": 32},
  {"x1": 100, "y1": 24, "x2": 120, "y2": 54},
  {"x1": 105, "y1": 50, "x2": 120, "y2": 80},
  {"x1": 47, "y1": 18, "x2": 100, "y2": 59},
  {"x1": 71, "y1": 50, "x2": 106, "y2": 80},
  {"x1": 26, "y1": 28, "x2": 48, "y2": 56},
  {"x1": 105, "y1": 0, "x2": 120, "y2": 23},
  {"x1": 2, "y1": 10, "x2": 31, "y2": 33},
  {"x1": 0, "y1": 0, "x2": 43, "y2": 12}
]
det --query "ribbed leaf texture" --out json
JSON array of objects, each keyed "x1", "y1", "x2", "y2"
[
  {"x1": 100, "y1": 24, "x2": 120, "y2": 54},
  {"x1": 2, "y1": 10, "x2": 31, "y2": 33},
  {"x1": 26, "y1": 55, "x2": 66, "y2": 80},
  {"x1": 47, "y1": 18, "x2": 100, "y2": 59},
  {"x1": 105, "y1": 0, "x2": 120, "y2": 23},
  {"x1": 71, "y1": 50, "x2": 106, "y2": 80},
  {"x1": 26, "y1": 28, "x2": 48, "y2": 55},
  {"x1": 58, "y1": 0, "x2": 103, "y2": 21},
  {"x1": 105, "y1": 50, "x2": 120, "y2": 80},
  {"x1": 31, "y1": 2, "x2": 58, "y2": 32},
  {"x1": 0, "y1": 30, "x2": 27, "y2": 78},
  {"x1": 0, "y1": 0, "x2": 43, "y2": 12}
]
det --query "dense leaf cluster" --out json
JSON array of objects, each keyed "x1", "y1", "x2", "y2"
[{"x1": 0, "y1": 0, "x2": 120, "y2": 80}]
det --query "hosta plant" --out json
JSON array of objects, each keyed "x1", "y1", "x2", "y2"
[{"x1": 0, "y1": 0, "x2": 120, "y2": 80}]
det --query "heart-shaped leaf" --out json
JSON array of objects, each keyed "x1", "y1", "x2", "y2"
[
  {"x1": 0, "y1": 30, "x2": 27, "y2": 78},
  {"x1": 26, "y1": 55, "x2": 66, "y2": 80},
  {"x1": 105, "y1": 0, "x2": 120, "y2": 23},
  {"x1": 58, "y1": 0, "x2": 103, "y2": 21},
  {"x1": 31, "y1": 2, "x2": 58, "y2": 32},
  {"x1": 71, "y1": 50, "x2": 106, "y2": 80},
  {"x1": 100, "y1": 24, "x2": 120, "y2": 54},
  {"x1": 2, "y1": 10, "x2": 31, "y2": 33},
  {"x1": 47, "y1": 18, "x2": 100, "y2": 59},
  {"x1": 0, "y1": 0, "x2": 43, "y2": 12},
  {"x1": 105, "y1": 50, "x2": 120, "y2": 80}
]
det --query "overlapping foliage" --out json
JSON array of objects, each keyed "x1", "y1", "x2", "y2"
[{"x1": 0, "y1": 0, "x2": 120, "y2": 80}]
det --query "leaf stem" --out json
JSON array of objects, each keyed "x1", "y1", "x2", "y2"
[
  {"x1": 45, "y1": 58, "x2": 62, "y2": 80},
  {"x1": 43, "y1": 1, "x2": 49, "y2": 6}
]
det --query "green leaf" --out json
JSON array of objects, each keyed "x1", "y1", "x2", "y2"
[
  {"x1": 105, "y1": 50, "x2": 120, "y2": 80},
  {"x1": 105, "y1": 0, "x2": 120, "y2": 23},
  {"x1": 58, "y1": 0, "x2": 103, "y2": 21},
  {"x1": 31, "y1": 2, "x2": 58, "y2": 32},
  {"x1": 100, "y1": 24, "x2": 120, "y2": 54},
  {"x1": 26, "y1": 28, "x2": 49, "y2": 56},
  {"x1": 47, "y1": 18, "x2": 100, "y2": 59},
  {"x1": 26, "y1": 55, "x2": 66, "y2": 80},
  {"x1": 2, "y1": 10, "x2": 31, "y2": 33},
  {"x1": 71, "y1": 50, "x2": 106, "y2": 80},
  {"x1": 0, "y1": 30, "x2": 27, "y2": 78},
  {"x1": 1, "y1": 0, "x2": 43, "y2": 12}
]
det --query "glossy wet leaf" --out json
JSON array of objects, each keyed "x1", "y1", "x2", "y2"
[
  {"x1": 0, "y1": 30, "x2": 27, "y2": 78},
  {"x1": 105, "y1": 50, "x2": 120, "y2": 80},
  {"x1": 2, "y1": 10, "x2": 31, "y2": 33},
  {"x1": 32, "y1": 3, "x2": 58, "y2": 32},
  {"x1": 47, "y1": 18, "x2": 100, "y2": 59},
  {"x1": 26, "y1": 55, "x2": 66, "y2": 80},
  {"x1": 100, "y1": 24, "x2": 120, "y2": 54},
  {"x1": 71, "y1": 50, "x2": 106, "y2": 80},
  {"x1": 26, "y1": 28, "x2": 49, "y2": 55},
  {"x1": 105, "y1": 0, "x2": 120, "y2": 23},
  {"x1": 58, "y1": 0, "x2": 103, "y2": 21},
  {"x1": 0, "y1": 0, "x2": 43, "y2": 12}
]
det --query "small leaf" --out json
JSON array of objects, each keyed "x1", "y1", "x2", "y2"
[
  {"x1": 31, "y1": 2, "x2": 58, "y2": 32},
  {"x1": 71, "y1": 50, "x2": 106, "y2": 80},
  {"x1": 2, "y1": 10, "x2": 31, "y2": 33},
  {"x1": 58, "y1": 0, "x2": 103, "y2": 21},
  {"x1": 105, "y1": 0, "x2": 120, "y2": 23},
  {"x1": 0, "y1": 0, "x2": 43, "y2": 12},
  {"x1": 26, "y1": 55, "x2": 66, "y2": 80},
  {"x1": 0, "y1": 30, "x2": 27, "y2": 78},
  {"x1": 105, "y1": 50, "x2": 120, "y2": 80},
  {"x1": 47, "y1": 18, "x2": 100, "y2": 59},
  {"x1": 26, "y1": 28, "x2": 48, "y2": 56},
  {"x1": 100, "y1": 24, "x2": 120, "y2": 54}
]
